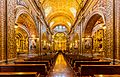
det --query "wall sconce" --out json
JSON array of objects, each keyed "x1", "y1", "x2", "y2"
[
  {"x1": 103, "y1": 26, "x2": 106, "y2": 29},
  {"x1": 15, "y1": 23, "x2": 18, "y2": 29}
]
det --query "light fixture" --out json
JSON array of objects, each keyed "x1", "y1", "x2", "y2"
[
  {"x1": 15, "y1": 23, "x2": 18, "y2": 29},
  {"x1": 103, "y1": 26, "x2": 106, "y2": 29}
]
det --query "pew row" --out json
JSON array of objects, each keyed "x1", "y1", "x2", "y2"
[
  {"x1": 24, "y1": 54, "x2": 58, "y2": 66},
  {"x1": 0, "y1": 72, "x2": 40, "y2": 77},
  {"x1": 71, "y1": 58, "x2": 100, "y2": 67},
  {"x1": 0, "y1": 64, "x2": 47, "y2": 76},
  {"x1": 64, "y1": 54, "x2": 100, "y2": 67},
  {"x1": 73, "y1": 61, "x2": 111, "y2": 73},
  {"x1": 14, "y1": 61, "x2": 50, "y2": 70},
  {"x1": 74, "y1": 61, "x2": 111, "y2": 68},
  {"x1": 80, "y1": 65, "x2": 120, "y2": 76}
]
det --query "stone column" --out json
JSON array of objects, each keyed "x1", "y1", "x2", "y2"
[
  {"x1": 0, "y1": 0, "x2": 16, "y2": 62},
  {"x1": 7, "y1": 0, "x2": 16, "y2": 59},
  {"x1": 103, "y1": 26, "x2": 107, "y2": 58},
  {"x1": 0, "y1": 0, "x2": 6, "y2": 61},
  {"x1": 79, "y1": 21, "x2": 83, "y2": 55},
  {"x1": 115, "y1": 0, "x2": 120, "y2": 60},
  {"x1": 106, "y1": 0, "x2": 114, "y2": 58}
]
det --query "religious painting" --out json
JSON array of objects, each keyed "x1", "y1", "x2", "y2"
[{"x1": 82, "y1": 37, "x2": 93, "y2": 50}]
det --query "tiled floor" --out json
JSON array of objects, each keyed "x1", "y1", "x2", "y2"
[{"x1": 48, "y1": 53, "x2": 75, "y2": 77}]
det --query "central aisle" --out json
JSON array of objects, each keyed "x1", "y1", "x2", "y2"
[{"x1": 49, "y1": 53, "x2": 75, "y2": 77}]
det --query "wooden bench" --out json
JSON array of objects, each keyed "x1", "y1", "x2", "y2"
[
  {"x1": 0, "y1": 64, "x2": 47, "y2": 76},
  {"x1": 0, "y1": 72, "x2": 39, "y2": 77},
  {"x1": 75, "y1": 61, "x2": 111, "y2": 67},
  {"x1": 80, "y1": 65, "x2": 120, "y2": 76},
  {"x1": 14, "y1": 61, "x2": 50, "y2": 70},
  {"x1": 24, "y1": 55, "x2": 56, "y2": 66},
  {"x1": 64, "y1": 54, "x2": 101, "y2": 70},
  {"x1": 71, "y1": 58, "x2": 100, "y2": 67},
  {"x1": 73, "y1": 61, "x2": 111, "y2": 73},
  {"x1": 65, "y1": 54, "x2": 99, "y2": 64}
]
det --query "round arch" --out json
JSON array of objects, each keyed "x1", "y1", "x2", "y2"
[
  {"x1": 83, "y1": 7, "x2": 106, "y2": 37},
  {"x1": 15, "y1": 27, "x2": 29, "y2": 54},
  {"x1": 82, "y1": 8, "x2": 106, "y2": 55},
  {"x1": 15, "y1": 5, "x2": 35, "y2": 24},
  {"x1": 18, "y1": 24, "x2": 30, "y2": 37},
  {"x1": 15, "y1": 5, "x2": 38, "y2": 37},
  {"x1": 47, "y1": 12, "x2": 74, "y2": 24}
]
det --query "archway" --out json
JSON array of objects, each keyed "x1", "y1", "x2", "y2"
[
  {"x1": 83, "y1": 13, "x2": 106, "y2": 57},
  {"x1": 15, "y1": 27, "x2": 29, "y2": 54},
  {"x1": 15, "y1": 9, "x2": 38, "y2": 55}
]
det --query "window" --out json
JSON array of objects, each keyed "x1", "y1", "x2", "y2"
[{"x1": 54, "y1": 25, "x2": 67, "y2": 32}]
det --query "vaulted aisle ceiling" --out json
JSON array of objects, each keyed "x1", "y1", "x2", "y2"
[{"x1": 39, "y1": 0, "x2": 83, "y2": 32}]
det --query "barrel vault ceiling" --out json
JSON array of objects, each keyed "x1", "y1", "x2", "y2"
[{"x1": 38, "y1": 0, "x2": 83, "y2": 32}]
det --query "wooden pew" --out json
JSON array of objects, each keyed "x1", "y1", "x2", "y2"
[
  {"x1": 24, "y1": 53, "x2": 59, "y2": 66},
  {"x1": 0, "y1": 72, "x2": 39, "y2": 77},
  {"x1": 65, "y1": 54, "x2": 100, "y2": 66},
  {"x1": 71, "y1": 58, "x2": 100, "y2": 67},
  {"x1": 0, "y1": 64, "x2": 47, "y2": 76},
  {"x1": 24, "y1": 55, "x2": 56, "y2": 66},
  {"x1": 80, "y1": 65, "x2": 120, "y2": 76},
  {"x1": 14, "y1": 61, "x2": 50, "y2": 70},
  {"x1": 73, "y1": 61, "x2": 111, "y2": 73},
  {"x1": 65, "y1": 54, "x2": 94, "y2": 61},
  {"x1": 75, "y1": 61, "x2": 111, "y2": 67}
]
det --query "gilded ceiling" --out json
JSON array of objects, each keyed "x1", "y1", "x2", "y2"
[
  {"x1": 16, "y1": 14, "x2": 38, "y2": 37},
  {"x1": 39, "y1": 0, "x2": 82, "y2": 31}
]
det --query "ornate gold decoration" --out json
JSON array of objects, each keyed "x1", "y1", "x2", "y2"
[{"x1": 39, "y1": 0, "x2": 82, "y2": 31}]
